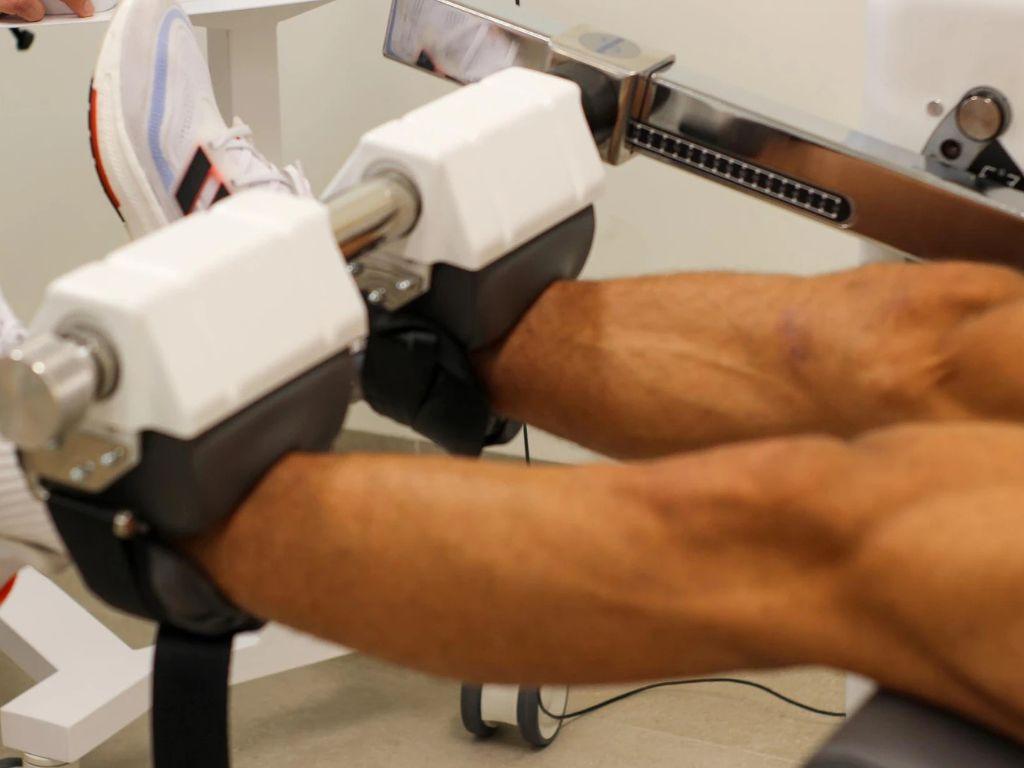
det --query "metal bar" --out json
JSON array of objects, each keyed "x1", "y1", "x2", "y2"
[
  {"x1": 637, "y1": 68, "x2": 1024, "y2": 267},
  {"x1": 325, "y1": 172, "x2": 420, "y2": 258},
  {"x1": 383, "y1": 0, "x2": 1024, "y2": 269}
]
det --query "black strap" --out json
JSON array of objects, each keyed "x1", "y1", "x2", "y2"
[
  {"x1": 362, "y1": 311, "x2": 521, "y2": 457},
  {"x1": 47, "y1": 492, "x2": 260, "y2": 768},
  {"x1": 153, "y1": 625, "x2": 236, "y2": 768}
]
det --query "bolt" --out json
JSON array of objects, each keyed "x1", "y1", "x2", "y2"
[
  {"x1": 395, "y1": 278, "x2": 416, "y2": 292},
  {"x1": 347, "y1": 262, "x2": 364, "y2": 277},
  {"x1": 100, "y1": 447, "x2": 125, "y2": 467},
  {"x1": 957, "y1": 94, "x2": 1006, "y2": 142},
  {"x1": 367, "y1": 288, "x2": 388, "y2": 305},
  {"x1": 69, "y1": 465, "x2": 91, "y2": 483},
  {"x1": 927, "y1": 99, "x2": 944, "y2": 117},
  {"x1": 112, "y1": 511, "x2": 139, "y2": 540}
]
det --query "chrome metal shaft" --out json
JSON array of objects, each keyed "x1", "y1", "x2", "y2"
[{"x1": 326, "y1": 172, "x2": 420, "y2": 258}]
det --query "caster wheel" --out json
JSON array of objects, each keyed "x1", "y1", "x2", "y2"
[
  {"x1": 517, "y1": 686, "x2": 569, "y2": 748},
  {"x1": 461, "y1": 684, "x2": 498, "y2": 738}
]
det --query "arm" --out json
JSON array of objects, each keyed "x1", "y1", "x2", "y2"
[
  {"x1": 189, "y1": 421, "x2": 1024, "y2": 741},
  {"x1": 476, "y1": 261, "x2": 1024, "y2": 458}
]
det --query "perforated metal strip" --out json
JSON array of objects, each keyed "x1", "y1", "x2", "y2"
[{"x1": 627, "y1": 122, "x2": 852, "y2": 224}]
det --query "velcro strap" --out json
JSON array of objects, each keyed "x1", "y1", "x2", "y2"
[
  {"x1": 154, "y1": 626, "x2": 235, "y2": 768},
  {"x1": 174, "y1": 145, "x2": 232, "y2": 216}
]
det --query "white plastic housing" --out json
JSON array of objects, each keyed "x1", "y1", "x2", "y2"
[
  {"x1": 30, "y1": 192, "x2": 367, "y2": 441},
  {"x1": 864, "y1": 0, "x2": 1024, "y2": 260},
  {"x1": 323, "y1": 67, "x2": 605, "y2": 273}
]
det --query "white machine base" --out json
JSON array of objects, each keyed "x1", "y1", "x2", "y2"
[{"x1": 0, "y1": 568, "x2": 351, "y2": 764}]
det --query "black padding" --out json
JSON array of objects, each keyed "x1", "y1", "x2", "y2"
[
  {"x1": 51, "y1": 352, "x2": 354, "y2": 539},
  {"x1": 550, "y1": 62, "x2": 620, "y2": 145},
  {"x1": 408, "y1": 207, "x2": 596, "y2": 351},
  {"x1": 48, "y1": 494, "x2": 152, "y2": 618},
  {"x1": 49, "y1": 494, "x2": 260, "y2": 635},
  {"x1": 153, "y1": 626, "x2": 233, "y2": 768},
  {"x1": 804, "y1": 692, "x2": 1024, "y2": 768},
  {"x1": 362, "y1": 312, "x2": 519, "y2": 457}
]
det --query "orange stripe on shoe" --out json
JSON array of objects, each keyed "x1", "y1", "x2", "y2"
[
  {"x1": 0, "y1": 574, "x2": 17, "y2": 606},
  {"x1": 88, "y1": 83, "x2": 124, "y2": 218}
]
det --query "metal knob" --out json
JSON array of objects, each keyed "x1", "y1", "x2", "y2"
[
  {"x1": 957, "y1": 94, "x2": 1006, "y2": 143},
  {"x1": 0, "y1": 329, "x2": 116, "y2": 451}
]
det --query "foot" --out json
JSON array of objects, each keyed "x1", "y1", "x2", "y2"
[{"x1": 89, "y1": 0, "x2": 309, "y2": 239}]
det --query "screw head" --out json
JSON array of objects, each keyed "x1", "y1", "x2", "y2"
[
  {"x1": 957, "y1": 95, "x2": 1005, "y2": 142},
  {"x1": 100, "y1": 447, "x2": 125, "y2": 467},
  {"x1": 927, "y1": 99, "x2": 944, "y2": 117},
  {"x1": 367, "y1": 288, "x2": 388, "y2": 305},
  {"x1": 112, "y1": 511, "x2": 139, "y2": 540},
  {"x1": 347, "y1": 262, "x2": 364, "y2": 277},
  {"x1": 395, "y1": 279, "x2": 415, "y2": 292}
]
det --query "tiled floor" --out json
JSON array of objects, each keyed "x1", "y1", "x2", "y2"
[{"x1": 0, "y1": 432, "x2": 846, "y2": 766}]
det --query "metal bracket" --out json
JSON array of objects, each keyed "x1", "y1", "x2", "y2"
[
  {"x1": 348, "y1": 251, "x2": 431, "y2": 312},
  {"x1": 549, "y1": 26, "x2": 674, "y2": 164},
  {"x1": 22, "y1": 429, "x2": 139, "y2": 498},
  {"x1": 924, "y1": 86, "x2": 1021, "y2": 192}
]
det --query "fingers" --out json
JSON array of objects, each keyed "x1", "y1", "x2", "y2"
[
  {"x1": 1, "y1": 0, "x2": 45, "y2": 22},
  {"x1": 57, "y1": 0, "x2": 94, "y2": 16},
  {"x1": 0, "y1": 0, "x2": 93, "y2": 19}
]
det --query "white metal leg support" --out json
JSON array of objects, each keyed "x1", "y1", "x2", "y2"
[{"x1": 0, "y1": 568, "x2": 351, "y2": 764}]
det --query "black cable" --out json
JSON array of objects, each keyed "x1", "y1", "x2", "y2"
[
  {"x1": 538, "y1": 678, "x2": 847, "y2": 722},
  {"x1": 523, "y1": 424, "x2": 532, "y2": 466}
]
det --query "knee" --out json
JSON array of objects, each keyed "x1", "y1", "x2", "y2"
[{"x1": 848, "y1": 262, "x2": 1024, "y2": 419}]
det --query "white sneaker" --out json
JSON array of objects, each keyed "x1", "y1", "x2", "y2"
[{"x1": 89, "y1": 0, "x2": 310, "y2": 239}]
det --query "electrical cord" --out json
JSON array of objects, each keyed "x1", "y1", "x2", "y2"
[
  {"x1": 519, "y1": 429, "x2": 845, "y2": 725},
  {"x1": 537, "y1": 678, "x2": 847, "y2": 722}
]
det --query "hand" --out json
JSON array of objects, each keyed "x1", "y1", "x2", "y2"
[{"x1": 2, "y1": 0, "x2": 93, "y2": 22}]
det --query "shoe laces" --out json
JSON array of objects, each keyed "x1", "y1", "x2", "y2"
[{"x1": 208, "y1": 118, "x2": 312, "y2": 197}]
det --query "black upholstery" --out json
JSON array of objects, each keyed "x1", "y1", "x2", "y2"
[{"x1": 804, "y1": 692, "x2": 1024, "y2": 768}]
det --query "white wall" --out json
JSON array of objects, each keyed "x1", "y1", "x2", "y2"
[{"x1": 0, "y1": 0, "x2": 869, "y2": 462}]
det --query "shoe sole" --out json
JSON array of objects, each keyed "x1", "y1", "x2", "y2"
[{"x1": 88, "y1": 0, "x2": 172, "y2": 240}]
